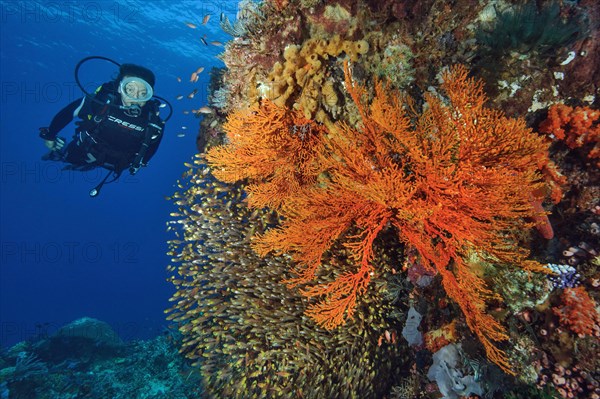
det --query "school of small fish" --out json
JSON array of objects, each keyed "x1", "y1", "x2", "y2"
[{"x1": 165, "y1": 157, "x2": 403, "y2": 397}]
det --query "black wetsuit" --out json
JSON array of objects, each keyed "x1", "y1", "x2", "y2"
[{"x1": 46, "y1": 81, "x2": 164, "y2": 173}]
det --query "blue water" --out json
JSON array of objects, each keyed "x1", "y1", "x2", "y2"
[{"x1": 0, "y1": 0, "x2": 237, "y2": 348}]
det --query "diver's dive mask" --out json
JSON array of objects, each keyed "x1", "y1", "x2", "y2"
[
  {"x1": 119, "y1": 76, "x2": 153, "y2": 104},
  {"x1": 119, "y1": 77, "x2": 153, "y2": 116}
]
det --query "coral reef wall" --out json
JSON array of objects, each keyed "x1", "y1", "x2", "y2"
[{"x1": 179, "y1": 0, "x2": 599, "y2": 398}]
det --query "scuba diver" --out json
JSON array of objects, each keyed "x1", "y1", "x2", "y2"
[{"x1": 40, "y1": 57, "x2": 172, "y2": 196}]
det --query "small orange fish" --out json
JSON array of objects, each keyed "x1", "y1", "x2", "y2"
[
  {"x1": 184, "y1": 22, "x2": 197, "y2": 29},
  {"x1": 210, "y1": 41, "x2": 223, "y2": 46},
  {"x1": 202, "y1": 14, "x2": 210, "y2": 25},
  {"x1": 195, "y1": 66, "x2": 204, "y2": 74},
  {"x1": 197, "y1": 106, "x2": 213, "y2": 114},
  {"x1": 190, "y1": 72, "x2": 198, "y2": 83},
  {"x1": 176, "y1": 95, "x2": 184, "y2": 100},
  {"x1": 176, "y1": 76, "x2": 182, "y2": 82},
  {"x1": 187, "y1": 89, "x2": 198, "y2": 99}
]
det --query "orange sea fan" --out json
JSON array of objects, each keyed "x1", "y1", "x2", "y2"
[
  {"x1": 206, "y1": 100, "x2": 328, "y2": 209},
  {"x1": 207, "y1": 60, "x2": 557, "y2": 374},
  {"x1": 254, "y1": 63, "x2": 555, "y2": 374}
]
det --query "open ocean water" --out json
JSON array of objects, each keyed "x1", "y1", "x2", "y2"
[{"x1": 0, "y1": 0, "x2": 234, "y2": 350}]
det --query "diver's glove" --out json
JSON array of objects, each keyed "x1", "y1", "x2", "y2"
[{"x1": 39, "y1": 127, "x2": 65, "y2": 151}]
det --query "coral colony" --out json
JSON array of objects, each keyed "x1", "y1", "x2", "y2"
[{"x1": 167, "y1": 1, "x2": 600, "y2": 398}]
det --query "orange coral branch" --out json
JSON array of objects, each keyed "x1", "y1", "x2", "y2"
[
  {"x1": 277, "y1": 63, "x2": 553, "y2": 374},
  {"x1": 529, "y1": 187, "x2": 554, "y2": 239},
  {"x1": 302, "y1": 267, "x2": 371, "y2": 330},
  {"x1": 206, "y1": 100, "x2": 327, "y2": 209},
  {"x1": 300, "y1": 210, "x2": 391, "y2": 329}
]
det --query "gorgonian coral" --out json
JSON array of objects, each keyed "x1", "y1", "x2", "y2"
[
  {"x1": 206, "y1": 100, "x2": 327, "y2": 209},
  {"x1": 207, "y1": 63, "x2": 559, "y2": 374}
]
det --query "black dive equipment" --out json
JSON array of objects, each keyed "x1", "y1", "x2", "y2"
[{"x1": 72, "y1": 56, "x2": 173, "y2": 197}]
